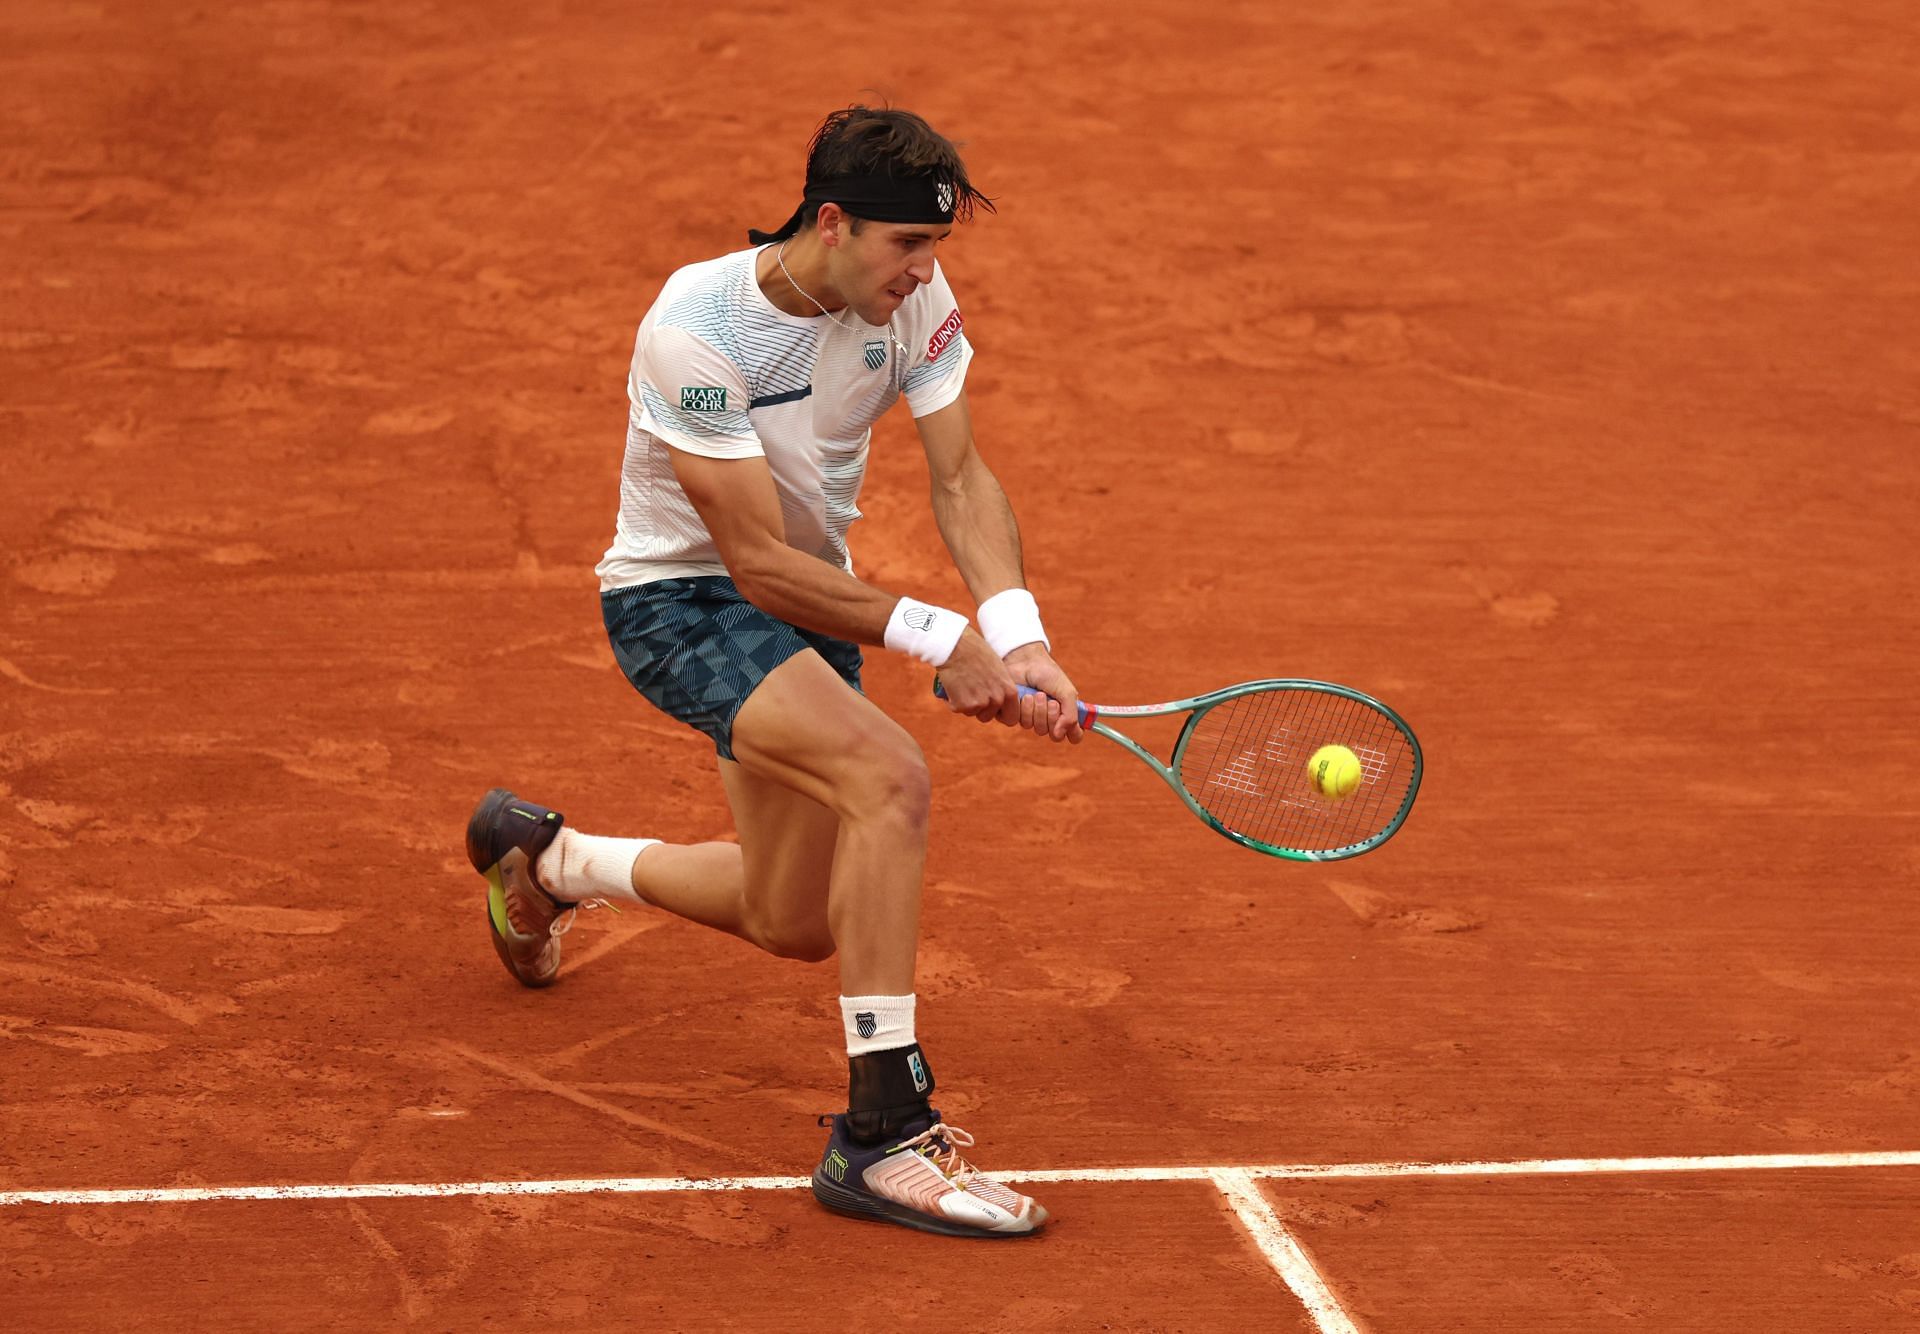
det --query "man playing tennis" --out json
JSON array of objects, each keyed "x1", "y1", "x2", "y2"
[{"x1": 466, "y1": 106, "x2": 1080, "y2": 1238}]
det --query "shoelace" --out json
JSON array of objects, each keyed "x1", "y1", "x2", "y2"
[
  {"x1": 546, "y1": 898, "x2": 616, "y2": 937},
  {"x1": 897, "y1": 1122, "x2": 985, "y2": 1188},
  {"x1": 512, "y1": 888, "x2": 619, "y2": 940}
]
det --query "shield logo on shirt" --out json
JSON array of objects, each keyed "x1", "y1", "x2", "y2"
[{"x1": 862, "y1": 339, "x2": 887, "y2": 371}]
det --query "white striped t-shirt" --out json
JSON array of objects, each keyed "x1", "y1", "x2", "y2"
[{"x1": 594, "y1": 246, "x2": 973, "y2": 591}]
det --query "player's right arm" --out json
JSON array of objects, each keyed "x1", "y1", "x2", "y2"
[
  {"x1": 668, "y1": 447, "x2": 889, "y2": 642},
  {"x1": 668, "y1": 448, "x2": 1017, "y2": 722}
]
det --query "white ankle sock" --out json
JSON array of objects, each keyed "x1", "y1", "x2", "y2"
[
  {"x1": 840, "y1": 994, "x2": 916, "y2": 1057},
  {"x1": 537, "y1": 828, "x2": 658, "y2": 904}
]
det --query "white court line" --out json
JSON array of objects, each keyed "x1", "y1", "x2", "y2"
[
  {"x1": 9, "y1": 1148, "x2": 1919, "y2": 1208},
  {"x1": 1017, "y1": 1148, "x2": 1920, "y2": 1184},
  {"x1": 1213, "y1": 1168, "x2": 1361, "y2": 1334},
  {"x1": 0, "y1": 1175, "x2": 814, "y2": 1206},
  {"x1": 11, "y1": 1152, "x2": 1920, "y2": 1334}
]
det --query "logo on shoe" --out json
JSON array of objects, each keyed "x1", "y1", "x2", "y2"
[
  {"x1": 825, "y1": 1148, "x2": 849, "y2": 1183},
  {"x1": 680, "y1": 386, "x2": 728, "y2": 412},
  {"x1": 855, "y1": 1011, "x2": 877, "y2": 1039},
  {"x1": 908, "y1": 1051, "x2": 929, "y2": 1094}
]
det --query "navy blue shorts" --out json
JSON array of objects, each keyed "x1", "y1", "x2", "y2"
[{"x1": 601, "y1": 576, "x2": 864, "y2": 761}]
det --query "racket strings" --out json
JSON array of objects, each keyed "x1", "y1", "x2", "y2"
[{"x1": 1179, "y1": 688, "x2": 1416, "y2": 854}]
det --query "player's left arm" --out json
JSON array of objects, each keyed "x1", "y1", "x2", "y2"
[{"x1": 916, "y1": 392, "x2": 1082, "y2": 742}]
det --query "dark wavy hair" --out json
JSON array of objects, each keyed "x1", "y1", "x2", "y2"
[{"x1": 747, "y1": 105, "x2": 995, "y2": 244}]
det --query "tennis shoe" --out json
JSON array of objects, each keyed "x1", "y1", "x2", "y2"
[
  {"x1": 465, "y1": 787, "x2": 583, "y2": 989},
  {"x1": 811, "y1": 1110, "x2": 1048, "y2": 1238}
]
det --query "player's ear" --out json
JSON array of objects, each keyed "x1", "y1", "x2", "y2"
[{"x1": 817, "y1": 202, "x2": 846, "y2": 248}]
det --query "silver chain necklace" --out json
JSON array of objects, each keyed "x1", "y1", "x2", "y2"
[{"x1": 775, "y1": 240, "x2": 911, "y2": 359}]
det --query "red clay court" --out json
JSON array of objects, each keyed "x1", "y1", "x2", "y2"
[{"x1": 4, "y1": 2, "x2": 1918, "y2": 1329}]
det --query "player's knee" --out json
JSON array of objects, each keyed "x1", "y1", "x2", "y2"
[
  {"x1": 748, "y1": 913, "x2": 837, "y2": 963},
  {"x1": 843, "y1": 744, "x2": 930, "y2": 828},
  {"x1": 774, "y1": 930, "x2": 837, "y2": 964}
]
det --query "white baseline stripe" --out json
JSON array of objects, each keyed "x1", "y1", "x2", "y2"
[
  {"x1": 1213, "y1": 1168, "x2": 1361, "y2": 1334},
  {"x1": 1242, "y1": 1150, "x2": 1920, "y2": 1181},
  {"x1": 0, "y1": 1176, "x2": 813, "y2": 1207},
  {"x1": 4, "y1": 1149, "x2": 1918, "y2": 1208},
  {"x1": 1014, "y1": 1149, "x2": 1920, "y2": 1184}
]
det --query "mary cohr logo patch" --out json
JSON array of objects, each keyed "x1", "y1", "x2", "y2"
[{"x1": 680, "y1": 386, "x2": 728, "y2": 412}]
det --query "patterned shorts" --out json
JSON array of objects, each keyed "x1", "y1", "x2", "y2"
[{"x1": 600, "y1": 576, "x2": 864, "y2": 761}]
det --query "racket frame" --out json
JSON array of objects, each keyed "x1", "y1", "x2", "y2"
[{"x1": 1084, "y1": 679, "x2": 1423, "y2": 862}]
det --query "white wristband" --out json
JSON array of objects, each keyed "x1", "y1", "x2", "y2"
[
  {"x1": 884, "y1": 598, "x2": 969, "y2": 667},
  {"x1": 976, "y1": 587, "x2": 1049, "y2": 658}
]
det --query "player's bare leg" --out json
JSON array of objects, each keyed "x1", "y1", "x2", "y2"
[
  {"x1": 726, "y1": 653, "x2": 1045, "y2": 1235},
  {"x1": 494, "y1": 651, "x2": 913, "y2": 983},
  {"x1": 707, "y1": 759, "x2": 840, "y2": 958},
  {"x1": 537, "y1": 649, "x2": 914, "y2": 980},
  {"x1": 603, "y1": 766, "x2": 839, "y2": 959},
  {"x1": 726, "y1": 650, "x2": 926, "y2": 995}
]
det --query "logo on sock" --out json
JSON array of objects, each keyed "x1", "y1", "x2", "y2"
[
  {"x1": 855, "y1": 1011, "x2": 877, "y2": 1040},
  {"x1": 908, "y1": 1051, "x2": 929, "y2": 1094}
]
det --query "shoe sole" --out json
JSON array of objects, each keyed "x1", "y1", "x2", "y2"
[
  {"x1": 467, "y1": 788, "x2": 560, "y2": 990},
  {"x1": 810, "y1": 1168, "x2": 1046, "y2": 1239}
]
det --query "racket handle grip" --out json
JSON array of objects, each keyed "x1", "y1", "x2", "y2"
[{"x1": 933, "y1": 677, "x2": 1093, "y2": 726}]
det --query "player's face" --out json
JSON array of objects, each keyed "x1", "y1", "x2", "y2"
[{"x1": 830, "y1": 219, "x2": 951, "y2": 325}]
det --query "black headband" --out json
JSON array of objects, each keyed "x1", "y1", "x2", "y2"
[
  {"x1": 746, "y1": 172, "x2": 958, "y2": 245},
  {"x1": 803, "y1": 172, "x2": 958, "y2": 225}
]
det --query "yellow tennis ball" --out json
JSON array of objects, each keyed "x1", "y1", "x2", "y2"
[{"x1": 1307, "y1": 744, "x2": 1363, "y2": 799}]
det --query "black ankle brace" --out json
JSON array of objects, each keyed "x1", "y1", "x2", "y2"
[{"x1": 845, "y1": 1043, "x2": 936, "y2": 1145}]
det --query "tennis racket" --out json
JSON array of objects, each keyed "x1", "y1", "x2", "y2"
[{"x1": 935, "y1": 677, "x2": 1422, "y2": 861}]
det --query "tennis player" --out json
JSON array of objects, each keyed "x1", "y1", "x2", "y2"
[{"x1": 466, "y1": 106, "x2": 1080, "y2": 1238}]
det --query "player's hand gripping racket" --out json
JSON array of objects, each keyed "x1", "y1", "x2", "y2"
[{"x1": 935, "y1": 678, "x2": 1422, "y2": 861}]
